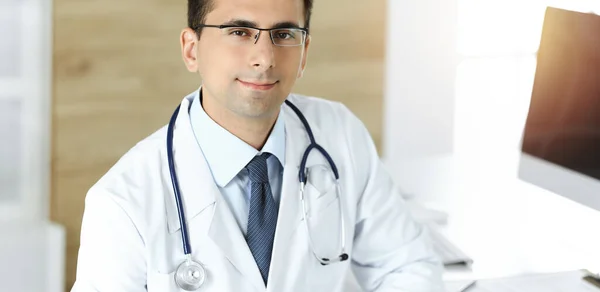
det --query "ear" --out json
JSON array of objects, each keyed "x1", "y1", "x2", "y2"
[
  {"x1": 297, "y1": 35, "x2": 311, "y2": 79},
  {"x1": 181, "y1": 28, "x2": 199, "y2": 72}
]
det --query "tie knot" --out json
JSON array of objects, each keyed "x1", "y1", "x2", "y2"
[{"x1": 246, "y1": 153, "x2": 270, "y2": 183}]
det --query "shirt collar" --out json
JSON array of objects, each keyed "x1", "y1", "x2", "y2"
[{"x1": 189, "y1": 89, "x2": 286, "y2": 187}]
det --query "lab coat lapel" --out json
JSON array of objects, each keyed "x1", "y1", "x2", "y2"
[
  {"x1": 208, "y1": 192, "x2": 266, "y2": 292},
  {"x1": 165, "y1": 95, "x2": 265, "y2": 292},
  {"x1": 164, "y1": 95, "x2": 216, "y2": 234},
  {"x1": 267, "y1": 103, "x2": 311, "y2": 289}
]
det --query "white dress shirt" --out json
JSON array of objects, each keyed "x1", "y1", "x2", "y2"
[{"x1": 188, "y1": 91, "x2": 286, "y2": 235}]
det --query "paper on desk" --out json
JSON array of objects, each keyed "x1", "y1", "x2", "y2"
[
  {"x1": 405, "y1": 200, "x2": 449, "y2": 225},
  {"x1": 462, "y1": 270, "x2": 600, "y2": 292},
  {"x1": 445, "y1": 279, "x2": 476, "y2": 292}
]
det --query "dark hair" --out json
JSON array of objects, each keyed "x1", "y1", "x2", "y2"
[{"x1": 187, "y1": 0, "x2": 314, "y2": 33}]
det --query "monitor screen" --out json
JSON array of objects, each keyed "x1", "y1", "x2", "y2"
[{"x1": 519, "y1": 6, "x2": 600, "y2": 212}]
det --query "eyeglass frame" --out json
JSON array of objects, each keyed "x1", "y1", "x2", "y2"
[{"x1": 192, "y1": 24, "x2": 310, "y2": 47}]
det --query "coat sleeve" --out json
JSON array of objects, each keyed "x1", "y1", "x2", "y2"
[
  {"x1": 71, "y1": 186, "x2": 147, "y2": 292},
  {"x1": 339, "y1": 104, "x2": 445, "y2": 292}
]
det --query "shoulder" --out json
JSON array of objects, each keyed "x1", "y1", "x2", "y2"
[
  {"x1": 285, "y1": 93, "x2": 347, "y2": 113},
  {"x1": 96, "y1": 126, "x2": 167, "y2": 186},
  {"x1": 284, "y1": 93, "x2": 363, "y2": 129},
  {"x1": 285, "y1": 93, "x2": 371, "y2": 140},
  {"x1": 284, "y1": 92, "x2": 376, "y2": 175},
  {"x1": 85, "y1": 125, "x2": 169, "y2": 218}
]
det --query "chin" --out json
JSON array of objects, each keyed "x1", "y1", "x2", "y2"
[
  {"x1": 237, "y1": 100, "x2": 280, "y2": 119},
  {"x1": 228, "y1": 87, "x2": 286, "y2": 116}
]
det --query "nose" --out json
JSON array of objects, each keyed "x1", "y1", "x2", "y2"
[{"x1": 249, "y1": 31, "x2": 276, "y2": 71}]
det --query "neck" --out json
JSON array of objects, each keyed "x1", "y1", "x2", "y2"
[{"x1": 201, "y1": 93, "x2": 278, "y2": 150}]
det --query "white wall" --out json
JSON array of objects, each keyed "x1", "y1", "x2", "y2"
[
  {"x1": 0, "y1": 0, "x2": 65, "y2": 291},
  {"x1": 0, "y1": 0, "x2": 53, "y2": 222},
  {"x1": 383, "y1": 1, "x2": 600, "y2": 166},
  {"x1": 382, "y1": 0, "x2": 458, "y2": 164},
  {"x1": 381, "y1": 0, "x2": 458, "y2": 197}
]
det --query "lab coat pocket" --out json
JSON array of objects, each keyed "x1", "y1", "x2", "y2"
[
  {"x1": 146, "y1": 271, "x2": 180, "y2": 292},
  {"x1": 309, "y1": 258, "x2": 350, "y2": 291},
  {"x1": 303, "y1": 164, "x2": 339, "y2": 218},
  {"x1": 307, "y1": 208, "x2": 350, "y2": 291},
  {"x1": 305, "y1": 182, "x2": 338, "y2": 218},
  {"x1": 303, "y1": 183, "x2": 343, "y2": 264}
]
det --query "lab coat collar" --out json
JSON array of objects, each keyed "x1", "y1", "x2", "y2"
[
  {"x1": 164, "y1": 92, "x2": 218, "y2": 235},
  {"x1": 189, "y1": 90, "x2": 286, "y2": 188}
]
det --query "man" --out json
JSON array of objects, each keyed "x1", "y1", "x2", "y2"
[{"x1": 71, "y1": 0, "x2": 444, "y2": 291}]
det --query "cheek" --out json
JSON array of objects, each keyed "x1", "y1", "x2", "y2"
[
  {"x1": 277, "y1": 50, "x2": 303, "y2": 78},
  {"x1": 198, "y1": 47, "x2": 242, "y2": 81}
]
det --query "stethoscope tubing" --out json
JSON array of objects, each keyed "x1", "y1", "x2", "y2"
[{"x1": 167, "y1": 97, "x2": 345, "y2": 265}]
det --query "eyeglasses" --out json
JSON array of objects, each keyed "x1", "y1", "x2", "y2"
[{"x1": 194, "y1": 24, "x2": 308, "y2": 47}]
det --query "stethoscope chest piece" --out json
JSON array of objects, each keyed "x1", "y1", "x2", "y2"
[{"x1": 174, "y1": 259, "x2": 206, "y2": 291}]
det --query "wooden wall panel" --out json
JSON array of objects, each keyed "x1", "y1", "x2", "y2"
[
  {"x1": 296, "y1": 0, "x2": 386, "y2": 144},
  {"x1": 52, "y1": 0, "x2": 384, "y2": 289}
]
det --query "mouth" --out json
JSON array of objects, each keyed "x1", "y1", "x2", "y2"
[{"x1": 237, "y1": 79, "x2": 278, "y2": 91}]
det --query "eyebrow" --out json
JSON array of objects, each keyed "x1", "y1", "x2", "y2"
[{"x1": 221, "y1": 19, "x2": 303, "y2": 29}]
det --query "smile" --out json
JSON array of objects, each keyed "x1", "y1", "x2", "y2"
[{"x1": 237, "y1": 79, "x2": 278, "y2": 91}]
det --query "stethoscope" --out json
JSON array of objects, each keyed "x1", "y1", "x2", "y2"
[{"x1": 166, "y1": 99, "x2": 348, "y2": 291}]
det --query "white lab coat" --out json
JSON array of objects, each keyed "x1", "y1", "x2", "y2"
[{"x1": 71, "y1": 92, "x2": 444, "y2": 292}]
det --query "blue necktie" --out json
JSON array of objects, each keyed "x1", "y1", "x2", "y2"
[{"x1": 245, "y1": 153, "x2": 279, "y2": 285}]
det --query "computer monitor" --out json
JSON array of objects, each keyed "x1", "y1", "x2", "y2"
[{"x1": 518, "y1": 6, "x2": 600, "y2": 212}]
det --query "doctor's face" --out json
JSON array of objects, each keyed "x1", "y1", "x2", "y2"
[{"x1": 182, "y1": 0, "x2": 310, "y2": 120}]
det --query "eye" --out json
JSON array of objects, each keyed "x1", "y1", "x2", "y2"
[
  {"x1": 273, "y1": 30, "x2": 296, "y2": 39},
  {"x1": 277, "y1": 33, "x2": 292, "y2": 39},
  {"x1": 227, "y1": 27, "x2": 253, "y2": 37},
  {"x1": 231, "y1": 30, "x2": 248, "y2": 36}
]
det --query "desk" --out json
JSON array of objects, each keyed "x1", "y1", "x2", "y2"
[{"x1": 388, "y1": 152, "x2": 600, "y2": 282}]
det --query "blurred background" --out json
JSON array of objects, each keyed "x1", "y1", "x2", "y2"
[{"x1": 2, "y1": 0, "x2": 600, "y2": 291}]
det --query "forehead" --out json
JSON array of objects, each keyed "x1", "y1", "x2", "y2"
[{"x1": 206, "y1": 0, "x2": 305, "y2": 26}]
